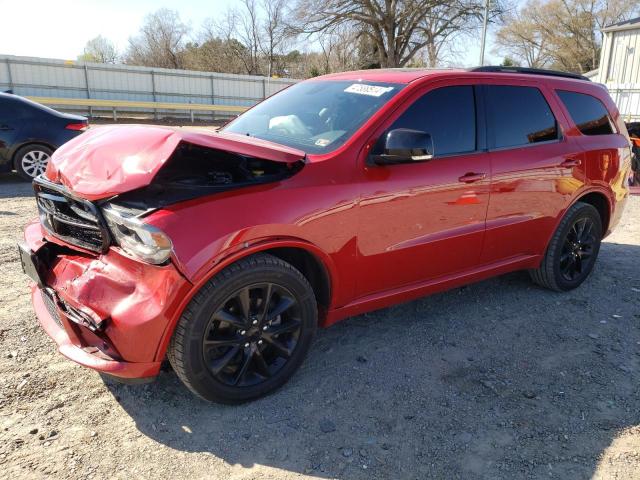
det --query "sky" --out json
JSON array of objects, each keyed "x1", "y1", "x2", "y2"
[{"x1": 0, "y1": 0, "x2": 499, "y2": 69}]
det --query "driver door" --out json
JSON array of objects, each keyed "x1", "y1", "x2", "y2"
[{"x1": 356, "y1": 83, "x2": 491, "y2": 297}]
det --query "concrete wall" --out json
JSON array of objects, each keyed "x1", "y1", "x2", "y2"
[{"x1": 0, "y1": 54, "x2": 298, "y2": 119}]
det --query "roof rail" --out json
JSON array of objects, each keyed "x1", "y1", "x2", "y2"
[{"x1": 468, "y1": 66, "x2": 590, "y2": 81}]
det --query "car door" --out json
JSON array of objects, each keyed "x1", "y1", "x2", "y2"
[
  {"x1": 0, "y1": 96, "x2": 24, "y2": 165},
  {"x1": 555, "y1": 89, "x2": 628, "y2": 188},
  {"x1": 356, "y1": 83, "x2": 491, "y2": 298},
  {"x1": 479, "y1": 82, "x2": 587, "y2": 264}
]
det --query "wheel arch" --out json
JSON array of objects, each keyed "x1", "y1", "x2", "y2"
[
  {"x1": 11, "y1": 141, "x2": 56, "y2": 169},
  {"x1": 573, "y1": 190, "x2": 612, "y2": 236},
  {"x1": 538, "y1": 188, "x2": 612, "y2": 266},
  {"x1": 154, "y1": 239, "x2": 337, "y2": 362},
  {"x1": 261, "y1": 246, "x2": 332, "y2": 320}
]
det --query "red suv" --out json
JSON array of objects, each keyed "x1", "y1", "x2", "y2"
[{"x1": 20, "y1": 67, "x2": 632, "y2": 403}]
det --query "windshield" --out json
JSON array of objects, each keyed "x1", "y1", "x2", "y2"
[{"x1": 222, "y1": 80, "x2": 403, "y2": 154}]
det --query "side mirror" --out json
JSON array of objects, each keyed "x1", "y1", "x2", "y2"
[{"x1": 370, "y1": 128, "x2": 434, "y2": 165}]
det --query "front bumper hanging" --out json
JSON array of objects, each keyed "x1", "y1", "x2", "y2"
[{"x1": 22, "y1": 220, "x2": 192, "y2": 380}]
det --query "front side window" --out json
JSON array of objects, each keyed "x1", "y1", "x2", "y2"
[
  {"x1": 557, "y1": 90, "x2": 615, "y2": 136},
  {"x1": 223, "y1": 80, "x2": 403, "y2": 154},
  {"x1": 378, "y1": 85, "x2": 476, "y2": 157},
  {"x1": 486, "y1": 85, "x2": 559, "y2": 149}
]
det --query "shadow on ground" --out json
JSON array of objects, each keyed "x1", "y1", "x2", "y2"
[{"x1": 106, "y1": 241, "x2": 639, "y2": 478}]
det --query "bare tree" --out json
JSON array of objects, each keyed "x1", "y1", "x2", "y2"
[
  {"x1": 210, "y1": 1, "x2": 262, "y2": 75},
  {"x1": 260, "y1": 0, "x2": 292, "y2": 76},
  {"x1": 312, "y1": 25, "x2": 365, "y2": 74},
  {"x1": 78, "y1": 36, "x2": 119, "y2": 63},
  {"x1": 293, "y1": 0, "x2": 493, "y2": 68},
  {"x1": 125, "y1": 9, "x2": 190, "y2": 69},
  {"x1": 494, "y1": 0, "x2": 639, "y2": 72},
  {"x1": 210, "y1": 0, "x2": 296, "y2": 76},
  {"x1": 493, "y1": 3, "x2": 552, "y2": 68}
]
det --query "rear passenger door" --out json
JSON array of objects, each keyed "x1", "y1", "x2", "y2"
[{"x1": 481, "y1": 83, "x2": 587, "y2": 264}]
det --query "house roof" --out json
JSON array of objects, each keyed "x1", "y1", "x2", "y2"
[{"x1": 603, "y1": 16, "x2": 640, "y2": 32}]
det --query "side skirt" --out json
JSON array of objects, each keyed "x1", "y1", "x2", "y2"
[{"x1": 324, "y1": 254, "x2": 541, "y2": 326}]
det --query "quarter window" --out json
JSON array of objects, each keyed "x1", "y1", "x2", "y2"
[
  {"x1": 384, "y1": 85, "x2": 476, "y2": 156},
  {"x1": 557, "y1": 90, "x2": 615, "y2": 136},
  {"x1": 486, "y1": 85, "x2": 559, "y2": 149}
]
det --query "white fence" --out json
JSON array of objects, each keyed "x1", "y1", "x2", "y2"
[{"x1": 0, "y1": 54, "x2": 298, "y2": 120}]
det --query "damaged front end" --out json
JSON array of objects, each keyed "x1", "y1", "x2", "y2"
[
  {"x1": 111, "y1": 141, "x2": 304, "y2": 210},
  {"x1": 22, "y1": 125, "x2": 305, "y2": 381}
]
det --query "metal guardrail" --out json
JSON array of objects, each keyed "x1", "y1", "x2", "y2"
[{"x1": 27, "y1": 96, "x2": 250, "y2": 122}]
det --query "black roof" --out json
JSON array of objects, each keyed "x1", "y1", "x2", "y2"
[{"x1": 468, "y1": 66, "x2": 590, "y2": 81}]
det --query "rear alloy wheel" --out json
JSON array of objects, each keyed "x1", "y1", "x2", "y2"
[
  {"x1": 530, "y1": 201, "x2": 602, "y2": 291},
  {"x1": 168, "y1": 254, "x2": 317, "y2": 403},
  {"x1": 15, "y1": 145, "x2": 53, "y2": 181}
]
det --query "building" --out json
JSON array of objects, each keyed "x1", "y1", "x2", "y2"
[{"x1": 592, "y1": 17, "x2": 640, "y2": 121}]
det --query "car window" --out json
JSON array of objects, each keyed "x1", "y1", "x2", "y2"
[
  {"x1": 556, "y1": 90, "x2": 616, "y2": 136},
  {"x1": 379, "y1": 85, "x2": 476, "y2": 156},
  {"x1": 486, "y1": 85, "x2": 559, "y2": 149},
  {"x1": 223, "y1": 80, "x2": 403, "y2": 154}
]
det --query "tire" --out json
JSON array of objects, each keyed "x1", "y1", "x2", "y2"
[
  {"x1": 529, "y1": 201, "x2": 602, "y2": 291},
  {"x1": 167, "y1": 253, "x2": 317, "y2": 404},
  {"x1": 14, "y1": 144, "x2": 53, "y2": 181}
]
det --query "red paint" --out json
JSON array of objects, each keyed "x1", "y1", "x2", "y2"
[
  {"x1": 25, "y1": 70, "x2": 631, "y2": 379},
  {"x1": 31, "y1": 287, "x2": 161, "y2": 378},
  {"x1": 45, "y1": 125, "x2": 305, "y2": 200}
]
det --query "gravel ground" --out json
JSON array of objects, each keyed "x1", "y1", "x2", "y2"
[{"x1": 0, "y1": 172, "x2": 639, "y2": 479}]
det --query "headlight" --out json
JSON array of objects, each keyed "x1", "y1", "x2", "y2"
[{"x1": 102, "y1": 205, "x2": 172, "y2": 264}]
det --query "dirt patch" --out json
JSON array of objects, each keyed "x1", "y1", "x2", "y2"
[{"x1": 0, "y1": 172, "x2": 639, "y2": 479}]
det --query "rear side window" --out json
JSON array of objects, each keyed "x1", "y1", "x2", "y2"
[
  {"x1": 486, "y1": 86, "x2": 559, "y2": 149},
  {"x1": 385, "y1": 85, "x2": 476, "y2": 156},
  {"x1": 557, "y1": 90, "x2": 615, "y2": 136}
]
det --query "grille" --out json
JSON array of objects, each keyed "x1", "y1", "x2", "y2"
[{"x1": 34, "y1": 177, "x2": 110, "y2": 253}]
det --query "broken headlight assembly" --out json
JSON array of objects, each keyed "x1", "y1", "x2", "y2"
[{"x1": 102, "y1": 205, "x2": 173, "y2": 264}]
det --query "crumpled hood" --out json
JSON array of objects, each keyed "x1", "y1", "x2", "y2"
[{"x1": 46, "y1": 125, "x2": 306, "y2": 200}]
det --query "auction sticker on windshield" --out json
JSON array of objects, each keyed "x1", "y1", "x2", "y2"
[{"x1": 344, "y1": 84, "x2": 395, "y2": 97}]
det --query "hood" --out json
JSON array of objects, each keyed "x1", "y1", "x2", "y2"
[{"x1": 46, "y1": 125, "x2": 305, "y2": 200}]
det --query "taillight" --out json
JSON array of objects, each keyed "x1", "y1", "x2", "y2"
[{"x1": 65, "y1": 123, "x2": 88, "y2": 131}]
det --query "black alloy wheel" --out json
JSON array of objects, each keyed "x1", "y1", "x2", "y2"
[
  {"x1": 558, "y1": 217, "x2": 597, "y2": 282},
  {"x1": 530, "y1": 201, "x2": 602, "y2": 291},
  {"x1": 203, "y1": 282, "x2": 303, "y2": 387},
  {"x1": 168, "y1": 254, "x2": 317, "y2": 403}
]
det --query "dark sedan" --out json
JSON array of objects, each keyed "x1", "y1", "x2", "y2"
[{"x1": 0, "y1": 92, "x2": 87, "y2": 180}]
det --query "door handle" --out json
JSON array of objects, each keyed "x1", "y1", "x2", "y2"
[
  {"x1": 560, "y1": 158, "x2": 581, "y2": 168},
  {"x1": 458, "y1": 172, "x2": 486, "y2": 183}
]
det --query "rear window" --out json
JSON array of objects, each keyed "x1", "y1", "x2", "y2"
[
  {"x1": 486, "y1": 86, "x2": 559, "y2": 149},
  {"x1": 557, "y1": 90, "x2": 615, "y2": 136}
]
